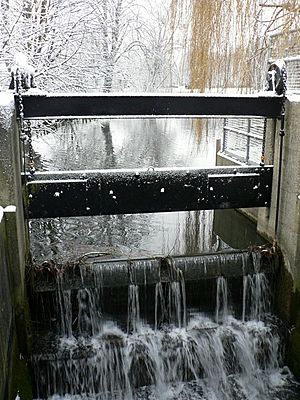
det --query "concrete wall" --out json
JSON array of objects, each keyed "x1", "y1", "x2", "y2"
[
  {"x1": 237, "y1": 96, "x2": 300, "y2": 378},
  {"x1": 0, "y1": 93, "x2": 32, "y2": 399},
  {"x1": 257, "y1": 97, "x2": 300, "y2": 286},
  {"x1": 0, "y1": 92, "x2": 27, "y2": 296},
  {"x1": 217, "y1": 104, "x2": 300, "y2": 377},
  {"x1": 0, "y1": 206, "x2": 33, "y2": 400},
  {"x1": 0, "y1": 207, "x2": 13, "y2": 400}
]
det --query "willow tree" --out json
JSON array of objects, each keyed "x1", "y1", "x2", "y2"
[{"x1": 170, "y1": 0, "x2": 300, "y2": 92}]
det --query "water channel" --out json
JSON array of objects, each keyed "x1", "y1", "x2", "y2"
[
  {"x1": 29, "y1": 118, "x2": 228, "y2": 262},
  {"x1": 28, "y1": 118, "x2": 300, "y2": 399}
]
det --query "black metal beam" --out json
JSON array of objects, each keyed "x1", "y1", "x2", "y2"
[
  {"x1": 19, "y1": 93, "x2": 283, "y2": 119},
  {"x1": 24, "y1": 166, "x2": 273, "y2": 219}
]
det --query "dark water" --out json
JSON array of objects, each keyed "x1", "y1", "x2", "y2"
[{"x1": 29, "y1": 118, "x2": 232, "y2": 262}]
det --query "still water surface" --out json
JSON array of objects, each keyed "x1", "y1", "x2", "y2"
[{"x1": 30, "y1": 118, "x2": 232, "y2": 262}]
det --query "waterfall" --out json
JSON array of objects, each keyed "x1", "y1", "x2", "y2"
[
  {"x1": 56, "y1": 275, "x2": 73, "y2": 337},
  {"x1": 33, "y1": 318, "x2": 288, "y2": 400},
  {"x1": 154, "y1": 261, "x2": 186, "y2": 329},
  {"x1": 242, "y1": 252, "x2": 271, "y2": 322},
  {"x1": 215, "y1": 276, "x2": 228, "y2": 324},
  {"x1": 32, "y1": 253, "x2": 299, "y2": 400},
  {"x1": 127, "y1": 284, "x2": 140, "y2": 333}
]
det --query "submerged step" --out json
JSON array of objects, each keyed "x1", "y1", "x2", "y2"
[{"x1": 31, "y1": 249, "x2": 274, "y2": 293}]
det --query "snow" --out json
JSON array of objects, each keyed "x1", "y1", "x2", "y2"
[
  {"x1": 4, "y1": 205, "x2": 17, "y2": 213},
  {"x1": 268, "y1": 58, "x2": 286, "y2": 71},
  {"x1": 10, "y1": 52, "x2": 35, "y2": 75},
  {"x1": 31, "y1": 166, "x2": 272, "y2": 177},
  {"x1": 27, "y1": 179, "x2": 87, "y2": 184},
  {"x1": 0, "y1": 91, "x2": 14, "y2": 107},
  {"x1": 0, "y1": 91, "x2": 14, "y2": 130},
  {"x1": 269, "y1": 55, "x2": 300, "y2": 64},
  {"x1": 287, "y1": 94, "x2": 300, "y2": 103},
  {"x1": 208, "y1": 173, "x2": 260, "y2": 178},
  {"x1": 25, "y1": 91, "x2": 281, "y2": 99}
]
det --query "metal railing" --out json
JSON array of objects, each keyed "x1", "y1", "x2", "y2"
[{"x1": 222, "y1": 118, "x2": 266, "y2": 165}]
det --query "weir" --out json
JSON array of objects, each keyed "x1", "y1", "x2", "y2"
[
  {"x1": 29, "y1": 250, "x2": 290, "y2": 399},
  {"x1": 31, "y1": 250, "x2": 272, "y2": 292},
  {"x1": 2, "y1": 69, "x2": 300, "y2": 399}
]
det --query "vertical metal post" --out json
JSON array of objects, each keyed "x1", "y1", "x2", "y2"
[
  {"x1": 245, "y1": 119, "x2": 251, "y2": 164},
  {"x1": 222, "y1": 118, "x2": 227, "y2": 152},
  {"x1": 274, "y1": 114, "x2": 285, "y2": 240}
]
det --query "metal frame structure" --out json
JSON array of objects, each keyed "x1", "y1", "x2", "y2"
[
  {"x1": 24, "y1": 166, "x2": 273, "y2": 219},
  {"x1": 19, "y1": 92, "x2": 281, "y2": 219}
]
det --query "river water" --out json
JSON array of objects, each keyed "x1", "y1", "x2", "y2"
[
  {"x1": 28, "y1": 118, "x2": 300, "y2": 399},
  {"x1": 29, "y1": 118, "x2": 230, "y2": 262}
]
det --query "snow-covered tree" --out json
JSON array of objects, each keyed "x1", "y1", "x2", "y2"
[
  {"x1": 0, "y1": 0, "x2": 185, "y2": 92},
  {"x1": 0, "y1": 0, "x2": 92, "y2": 90}
]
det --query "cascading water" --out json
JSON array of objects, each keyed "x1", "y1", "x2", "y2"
[
  {"x1": 215, "y1": 276, "x2": 228, "y2": 324},
  {"x1": 32, "y1": 252, "x2": 300, "y2": 399},
  {"x1": 242, "y1": 251, "x2": 271, "y2": 322},
  {"x1": 128, "y1": 284, "x2": 140, "y2": 333}
]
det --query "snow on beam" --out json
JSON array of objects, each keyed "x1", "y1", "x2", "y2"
[
  {"x1": 24, "y1": 166, "x2": 273, "y2": 219},
  {"x1": 19, "y1": 93, "x2": 283, "y2": 119}
]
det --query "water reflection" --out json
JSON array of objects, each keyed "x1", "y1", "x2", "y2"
[
  {"x1": 30, "y1": 118, "x2": 228, "y2": 262},
  {"x1": 33, "y1": 118, "x2": 218, "y2": 171}
]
